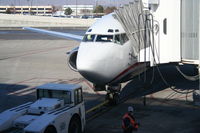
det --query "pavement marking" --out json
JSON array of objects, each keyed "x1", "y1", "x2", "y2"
[
  {"x1": 13, "y1": 78, "x2": 37, "y2": 84},
  {"x1": 7, "y1": 78, "x2": 38, "y2": 96},
  {"x1": 8, "y1": 87, "x2": 35, "y2": 95},
  {"x1": 0, "y1": 46, "x2": 69, "y2": 61},
  {"x1": 17, "y1": 89, "x2": 35, "y2": 96},
  {"x1": 86, "y1": 100, "x2": 109, "y2": 114},
  {"x1": 0, "y1": 32, "x2": 9, "y2": 34},
  {"x1": 7, "y1": 77, "x2": 105, "y2": 97},
  {"x1": 7, "y1": 78, "x2": 89, "y2": 96}
]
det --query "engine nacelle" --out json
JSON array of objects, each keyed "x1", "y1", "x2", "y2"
[{"x1": 67, "y1": 47, "x2": 79, "y2": 72}]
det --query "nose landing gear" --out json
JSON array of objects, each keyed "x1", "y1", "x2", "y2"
[
  {"x1": 92, "y1": 83, "x2": 122, "y2": 105},
  {"x1": 106, "y1": 84, "x2": 121, "y2": 105}
]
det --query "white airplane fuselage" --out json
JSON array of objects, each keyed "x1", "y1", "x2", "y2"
[{"x1": 76, "y1": 14, "x2": 146, "y2": 86}]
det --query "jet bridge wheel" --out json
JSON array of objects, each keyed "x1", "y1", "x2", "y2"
[
  {"x1": 68, "y1": 115, "x2": 82, "y2": 133},
  {"x1": 44, "y1": 125, "x2": 57, "y2": 133}
]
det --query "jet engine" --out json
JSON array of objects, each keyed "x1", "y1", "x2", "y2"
[{"x1": 67, "y1": 47, "x2": 79, "y2": 72}]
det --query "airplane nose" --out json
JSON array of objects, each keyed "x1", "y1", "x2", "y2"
[
  {"x1": 76, "y1": 42, "x2": 125, "y2": 85},
  {"x1": 76, "y1": 43, "x2": 114, "y2": 85},
  {"x1": 77, "y1": 59, "x2": 110, "y2": 85}
]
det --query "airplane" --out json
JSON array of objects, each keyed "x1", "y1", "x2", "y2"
[{"x1": 23, "y1": 13, "x2": 149, "y2": 104}]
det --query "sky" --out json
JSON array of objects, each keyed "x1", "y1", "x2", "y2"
[{"x1": 0, "y1": 0, "x2": 135, "y2": 7}]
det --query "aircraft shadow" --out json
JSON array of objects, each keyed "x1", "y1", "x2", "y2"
[
  {"x1": 120, "y1": 64, "x2": 199, "y2": 99},
  {"x1": 0, "y1": 83, "x2": 35, "y2": 112}
]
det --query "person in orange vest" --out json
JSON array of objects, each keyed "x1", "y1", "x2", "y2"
[{"x1": 122, "y1": 106, "x2": 139, "y2": 133}]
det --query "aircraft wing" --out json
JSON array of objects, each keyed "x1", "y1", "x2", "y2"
[{"x1": 23, "y1": 27, "x2": 83, "y2": 42}]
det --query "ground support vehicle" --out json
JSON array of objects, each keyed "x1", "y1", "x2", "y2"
[{"x1": 0, "y1": 83, "x2": 85, "y2": 133}]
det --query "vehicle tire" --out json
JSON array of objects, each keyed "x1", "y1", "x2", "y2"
[
  {"x1": 107, "y1": 93, "x2": 120, "y2": 105},
  {"x1": 44, "y1": 126, "x2": 57, "y2": 133},
  {"x1": 105, "y1": 93, "x2": 111, "y2": 101},
  {"x1": 113, "y1": 93, "x2": 120, "y2": 105},
  {"x1": 68, "y1": 116, "x2": 81, "y2": 133}
]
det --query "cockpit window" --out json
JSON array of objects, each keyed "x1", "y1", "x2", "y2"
[
  {"x1": 114, "y1": 33, "x2": 129, "y2": 45},
  {"x1": 96, "y1": 35, "x2": 113, "y2": 42},
  {"x1": 82, "y1": 33, "x2": 129, "y2": 44},
  {"x1": 83, "y1": 34, "x2": 95, "y2": 42}
]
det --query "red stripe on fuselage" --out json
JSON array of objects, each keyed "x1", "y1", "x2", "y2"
[{"x1": 109, "y1": 62, "x2": 141, "y2": 84}]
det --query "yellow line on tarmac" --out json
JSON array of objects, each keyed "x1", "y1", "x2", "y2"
[{"x1": 86, "y1": 100, "x2": 109, "y2": 114}]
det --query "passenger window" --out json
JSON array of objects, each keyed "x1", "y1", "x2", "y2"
[
  {"x1": 96, "y1": 35, "x2": 113, "y2": 42},
  {"x1": 83, "y1": 34, "x2": 95, "y2": 42}
]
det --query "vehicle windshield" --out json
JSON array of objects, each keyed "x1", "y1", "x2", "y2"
[
  {"x1": 37, "y1": 89, "x2": 71, "y2": 104},
  {"x1": 96, "y1": 35, "x2": 113, "y2": 42},
  {"x1": 82, "y1": 34, "x2": 95, "y2": 42}
]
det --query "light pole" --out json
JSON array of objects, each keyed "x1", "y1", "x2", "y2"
[
  {"x1": 26, "y1": 0, "x2": 30, "y2": 14},
  {"x1": 36, "y1": 0, "x2": 38, "y2": 15},
  {"x1": 76, "y1": 0, "x2": 77, "y2": 16},
  {"x1": 30, "y1": 0, "x2": 33, "y2": 15},
  {"x1": 96, "y1": 0, "x2": 98, "y2": 6},
  {"x1": 65, "y1": 0, "x2": 68, "y2": 16}
]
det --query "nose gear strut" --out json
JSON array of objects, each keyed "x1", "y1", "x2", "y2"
[{"x1": 106, "y1": 84, "x2": 121, "y2": 105}]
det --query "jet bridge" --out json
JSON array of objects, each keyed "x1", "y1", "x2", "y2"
[
  {"x1": 114, "y1": 0, "x2": 200, "y2": 104},
  {"x1": 114, "y1": 0, "x2": 181, "y2": 66},
  {"x1": 114, "y1": 0, "x2": 200, "y2": 66}
]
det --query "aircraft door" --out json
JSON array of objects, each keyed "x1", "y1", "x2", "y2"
[{"x1": 128, "y1": 44, "x2": 137, "y2": 66}]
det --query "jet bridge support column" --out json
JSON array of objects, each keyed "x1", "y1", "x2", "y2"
[
  {"x1": 197, "y1": 19, "x2": 200, "y2": 106},
  {"x1": 192, "y1": 23, "x2": 200, "y2": 105},
  {"x1": 193, "y1": 49, "x2": 200, "y2": 106},
  {"x1": 193, "y1": 0, "x2": 200, "y2": 105},
  {"x1": 193, "y1": 18, "x2": 200, "y2": 106},
  {"x1": 193, "y1": 65, "x2": 200, "y2": 106}
]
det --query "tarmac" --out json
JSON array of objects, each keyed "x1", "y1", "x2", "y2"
[
  {"x1": 0, "y1": 29, "x2": 200, "y2": 133},
  {"x1": 86, "y1": 97, "x2": 200, "y2": 133}
]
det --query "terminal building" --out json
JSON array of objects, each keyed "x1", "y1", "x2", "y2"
[
  {"x1": 0, "y1": 6, "x2": 53, "y2": 16},
  {"x1": 63, "y1": 5, "x2": 94, "y2": 16}
]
